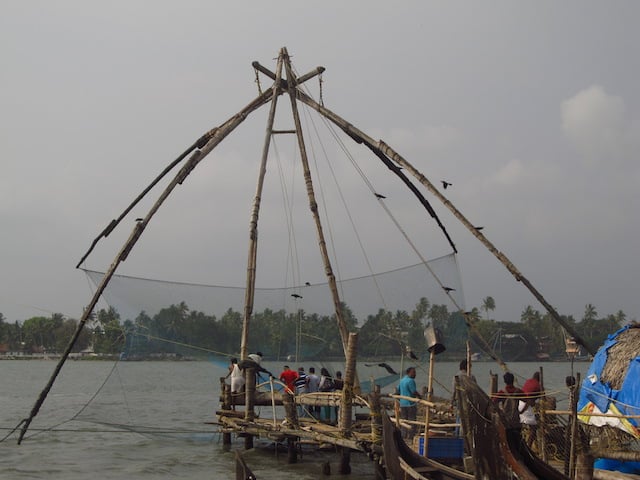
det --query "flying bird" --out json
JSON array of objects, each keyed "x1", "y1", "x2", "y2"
[
  {"x1": 441, "y1": 180, "x2": 452, "y2": 189},
  {"x1": 375, "y1": 193, "x2": 386, "y2": 199},
  {"x1": 305, "y1": 282, "x2": 311, "y2": 286},
  {"x1": 365, "y1": 362, "x2": 398, "y2": 375},
  {"x1": 443, "y1": 286, "x2": 456, "y2": 293},
  {"x1": 406, "y1": 348, "x2": 419, "y2": 361},
  {"x1": 135, "y1": 218, "x2": 144, "y2": 222},
  {"x1": 291, "y1": 294, "x2": 303, "y2": 299},
  {"x1": 475, "y1": 226, "x2": 484, "y2": 231}
]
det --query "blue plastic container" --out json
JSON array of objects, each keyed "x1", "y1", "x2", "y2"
[{"x1": 418, "y1": 436, "x2": 464, "y2": 460}]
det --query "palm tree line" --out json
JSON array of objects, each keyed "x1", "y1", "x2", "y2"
[{"x1": 0, "y1": 299, "x2": 630, "y2": 359}]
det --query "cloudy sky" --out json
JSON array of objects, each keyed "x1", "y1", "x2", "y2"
[{"x1": 1, "y1": 2, "x2": 638, "y2": 328}]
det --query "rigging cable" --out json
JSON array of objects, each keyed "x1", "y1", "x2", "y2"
[
  {"x1": 296, "y1": 87, "x2": 388, "y2": 312},
  {"x1": 294, "y1": 83, "x2": 507, "y2": 370}
]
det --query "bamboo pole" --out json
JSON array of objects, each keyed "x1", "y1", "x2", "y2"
[
  {"x1": 282, "y1": 390, "x2": 299, "y2": 429},
  {"x1": 339, "y1": 332, "x2": 358, "y2": 474},
  {"x1": 17, "y1": 90, "x2": 274, "y2": 444},
  {"x1": 269, "y1": 376, "x2": 277, "y2": 428},
  {"x1": 427, "y1": 350, "x2": 435, "y2": 402},
  {"x1": 569, "y1": 372, "x2": 581, "y2": 478},
  {"x1": 370, "y1": 385, "x2": 382, "y2": 445},
  {"x1": 244, "y1": 367, "x2": 256, "y2": 450},
  {"x1": 281, "y1": 48, "x2": 352, "y2": 358},
  {"x1": 240, "y1": 50, "x2": 285, "y2": 361},
  {"x1": 423, "y1": 404, "x2": 431, "y2": 458},
  {"x1": 295, "y1": 90, "x2": 596, "y2": 357}
]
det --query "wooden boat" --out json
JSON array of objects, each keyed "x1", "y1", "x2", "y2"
[
  {"x1": 381, "y1": 411, "x2": 473, "y2": 480},
  {"x1": 235, "y1": 450, "x2": 257, "y2": 480},
  {"x1": 455, "y1": 374, "x2": 569, "y2": 480}
]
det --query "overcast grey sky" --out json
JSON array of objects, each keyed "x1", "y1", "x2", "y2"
[{"x1": 1, "y1": 2, "x2": 638, "y2": 328}]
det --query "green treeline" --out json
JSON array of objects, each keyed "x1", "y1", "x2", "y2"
[{"x1": 0, "y1": 300, "x2": 629, "y2": 360}]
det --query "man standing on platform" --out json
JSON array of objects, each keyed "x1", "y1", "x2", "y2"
[
  {"x1": 279, "y1": 365, "x2": 298, "y2": 394},
  {"x1": 398, "y1": 366, "x2": 421, "y2": 438}
]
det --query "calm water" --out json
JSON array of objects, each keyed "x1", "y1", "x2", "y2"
[{"x1": 0, "y1": 359, "x2": 588, "y2": 479}]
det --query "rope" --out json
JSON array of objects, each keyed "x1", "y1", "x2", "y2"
[{"x1": 300, "y1": 101, "x2": 388, "y2": 311}]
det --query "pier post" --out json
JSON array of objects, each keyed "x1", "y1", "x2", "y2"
[
  {"x1": 282, "y1": 390, "x2": 299, "y2": 464},
  {"x1": 282, "y1": 391, "x2": 299, "y2": 429},
  {"x1": 369, "y1": 385, "x2": 382, "y2": 444},
  {"x1": 339, "y1": 332, "x2": 358, "y2": 474},
  {"x1": 489, "y1": 372, "x2": 498, "y2": 398},
  {"x1": 287, "y1": 437, "x2": 297, "y2": 464},
  {"x1": 220, "y1": 377, "x2": 232, "y2": 446},
  {"x1": 244, "y1": 366, "x2": 256, "y2": 449},
  {"x1": 369, "y1": 386, "x2": 386, "y2": 480}
]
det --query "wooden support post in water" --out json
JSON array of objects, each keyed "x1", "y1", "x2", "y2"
[
  {"x1": 220, "y1": 377, "x2": 232, "y2": 446},
  {"x1": 339, "y1": 332, "x2": 358, "y2": 474},
  {"x1": 244, "y1": 367, "x2": 256, "y2": 450},
  {"x1": 282, "y1": 390, "x2": 299, "y2": 431},
  {"x1": 287, "y1": 437, "x2": 297, "y2": 464}
]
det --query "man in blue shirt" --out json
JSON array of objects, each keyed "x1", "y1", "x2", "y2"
[{"x1": 398, "y1": 366, "x2": 421, "y2": 438}]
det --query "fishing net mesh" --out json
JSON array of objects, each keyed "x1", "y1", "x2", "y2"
[{"x1": 61, "y1": 253, "x2": 464, "y2": 434}]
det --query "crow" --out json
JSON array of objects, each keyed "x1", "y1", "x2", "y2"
[
  {"x1": 365, "y1": 362, "x2": 398, "y2": 375},
  {"x1": 441, "y1": 180, "x2": 452, "y2": 189},
  {"x1": 374, "y1": 193, "x2": 386, "y2": 199},
  {"x1": 443, "y1": 286, "x2": 456, "y2": 293},
  {"x1": 406, "y1": 348, "x2": 419, "y2": 361},
  {"x1": 291, "y1": 294, "x2": 302, "y2": 299}
]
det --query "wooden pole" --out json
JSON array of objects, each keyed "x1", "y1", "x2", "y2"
[
  {"x1": 269, "y1": 376, "x2": 277, "y2": 428},
  {"x1": 221, "y1": 377, "x2": 232, "y2": 446},
  {"x1": 489, "y1": 372, "x2": 498, "y2": 398},
  {"x1": 423, "y1": 404, "x2": 431, "y2": 458},
  {"x1": 339, "y1": 332, "x2": 358, "y2": 475},
  {"x1": 427, "y1": 350, "x2": 435, "y2": 402},
  {"x1": 295, "y1": 89, "x2": 595, "y2": 357},
  {"x1": 281, "y1": 48, "x2": 352, "y2": 359},
  {"x1": 565, "y1": 380, "x2": 575, "y2": 476},
  {"x1": 538, "y1": 366, "x2": 547, "y2": 462},
  {"x1": 18, "y1": 88, "x2": 275, "y2": 443},
  {"x1": 282, "y1": 391, "x2": 299, "y2": 429},
  {"x1": 244, "y1": 367, "x2": 256, "y2": 450},
  {"x1": 569, "y1": 372, "x2": 581, "y2": 478},
  {"x1": 240, "y1": 50, "x2": 285, "y2": 361},
  {"x1": 370, "y1": 385, "x2": 382, "y2": 445}
]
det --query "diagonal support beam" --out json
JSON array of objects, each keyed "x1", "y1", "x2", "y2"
[{"x1": 252, "y1": 61, "x2": 325, "y2": 88}]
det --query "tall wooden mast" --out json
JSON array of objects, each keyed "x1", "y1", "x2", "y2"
[{"x1": 240, "y1": 48, "x2": 352, "y2": 359}]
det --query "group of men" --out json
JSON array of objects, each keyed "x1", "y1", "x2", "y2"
[
  {"x1": 279, "y1": 365, "x2": 344, "y2": 420},
  {"x1": 226, "y1": 355, "x2": 344, "y2": 421},
  {"x1": 493, "y1": 370, "x2": 543, "y2": 446}
]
